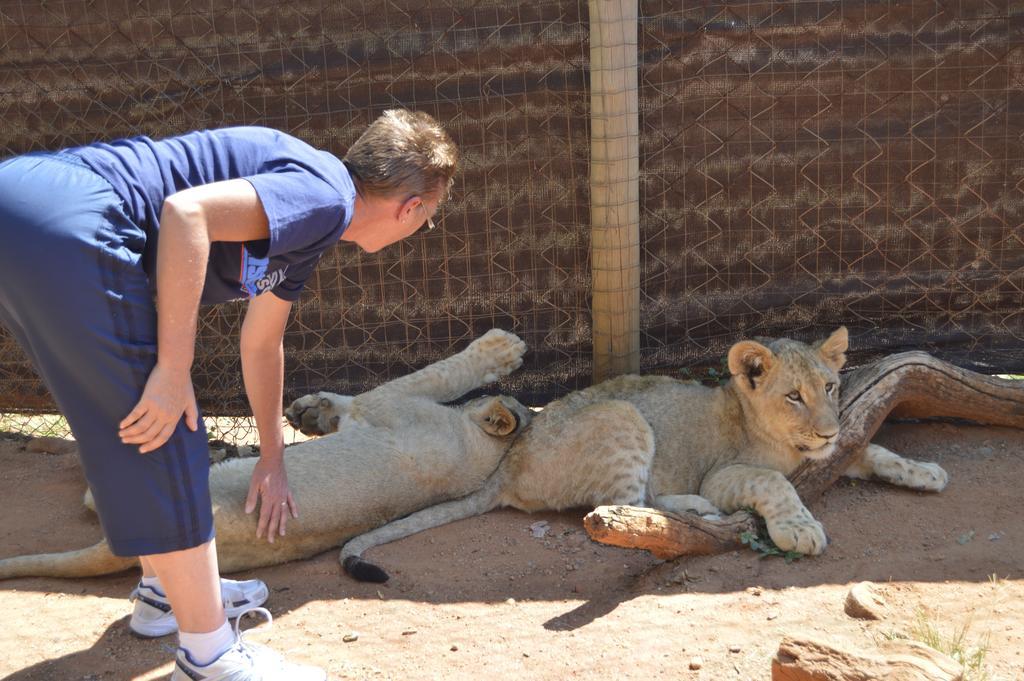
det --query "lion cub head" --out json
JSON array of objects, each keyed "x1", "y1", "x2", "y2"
[{"x1": 727, "y1": 327, "x2": 848, "y2": 460}]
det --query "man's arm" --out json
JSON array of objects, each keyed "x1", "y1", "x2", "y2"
[
  {"x1": 240, "y1": 291, "x2": 296, "y2": 542},
  {"x1": 119, "y1": 178, "x2": 271, "y2": 453}
]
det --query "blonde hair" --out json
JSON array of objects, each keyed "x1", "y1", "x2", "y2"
[{"x1": 343, "y1": 109, "x2": 458, "y2": 203}]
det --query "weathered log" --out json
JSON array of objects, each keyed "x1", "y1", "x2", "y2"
[
  {"x1": 772, "y1": 635, "x2": 963, "y2": 681},
  {"x1": 584, "y1": 352, "x2": 1024, "y2": 559},
  {"x1": 583, "y1": 506, "x2": 756, "y2": 559}
]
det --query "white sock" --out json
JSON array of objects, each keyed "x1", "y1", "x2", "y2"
[
  {"x1": 179, "y1": 619, "x2": 235, "y2": 666},
  {"x1": 140, "y1": 575, "x2": 163, "y2": 592}
]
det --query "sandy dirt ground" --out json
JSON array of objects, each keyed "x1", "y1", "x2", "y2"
[{"x1": 1, "y1": 420, "x2": 1022, "y2": 680}]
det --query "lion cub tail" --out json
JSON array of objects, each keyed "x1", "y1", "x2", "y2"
[
  {"x1": 341, "y1": 470, "x2": 507, "y2": 583},
  {"x1": 0, "y1": 540, "x2": 138, "y2": 580}
]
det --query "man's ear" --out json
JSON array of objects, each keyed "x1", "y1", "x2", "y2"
[
  {"x1": 816, "y1": 326, "x2": 849, "y2": 371},
  {"x1": 397, "y1": 195, "x2": 421, "y2": 222},
  {"x1": 727, "y1": 340, "x2": 775, "y2": 391},
  {"x1": 479, "y1": 398, "x2": 518, "y2": 437}
]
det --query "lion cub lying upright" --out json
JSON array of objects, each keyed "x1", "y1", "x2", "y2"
[{"x1": 331, "y1": 327, "x2": 948, "y2": 582}]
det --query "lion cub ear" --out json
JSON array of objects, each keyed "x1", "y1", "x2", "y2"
[
  {"x1": 479, "y1": 398, "x2": 519, "y2": 437},
  {"x1": 815, "y1": 326, "x2": 849, "y2": 371},
  {"x1": 728, "y1": 340, "x2": 774, "y2": 391}
]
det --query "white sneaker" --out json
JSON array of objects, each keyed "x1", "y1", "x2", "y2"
[
  {"x1": 170, "y1": 607, "x2": 326, "y2": 681},
  {"x1": 129, "y1": 577, "x2": 270, "y2": 638}
]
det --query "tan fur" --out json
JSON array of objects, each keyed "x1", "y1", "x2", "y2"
[
  {"x1": 0, "y1": 329, "x2": 531, "y2": 579},
  {"x1": 341, "y1": 327, "x2": 949, "y2": 572}
]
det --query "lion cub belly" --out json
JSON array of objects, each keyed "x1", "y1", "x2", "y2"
[{"x1": 209, "y1": 423, "x2": 500, "y2": 542}]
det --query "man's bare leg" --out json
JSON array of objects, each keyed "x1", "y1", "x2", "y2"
[
  {"x1": 143, "y1": 540, "x2": 225, "y2": 634},
  {"x1": 139, "y1": 555, "x2": 157, "y2": 578}
]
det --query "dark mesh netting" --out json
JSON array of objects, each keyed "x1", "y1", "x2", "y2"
[
  {"x1": 637, "y1": 1, "x2": 1024, "y2": 374},
  {"x1": 0, "y1": 1, "x2": 1021, "y2": 440}
]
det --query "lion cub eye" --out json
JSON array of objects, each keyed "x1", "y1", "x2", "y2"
[
  {"x1": 825, "y1": 382, "x2": 836, "y2": 395},
  {"x1": 786, "y1": 391, "x2": 803, "y2": 403}
]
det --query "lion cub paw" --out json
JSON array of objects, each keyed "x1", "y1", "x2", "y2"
[
  {"x1": 468, "y1": 329, "x2": 527, "y2": 383},
  {"x1": 903, "y1": 460, "x2": 949, "y2": 492},
  {"x1": 653, "y1": 494, "x2": 721, "y2": 518},
  {"x1": 767, "y1": 515, "x2": 827, "y2": 556},
  {"x1": 285, "y1": 391, "x2": 352, "y2": 436}
]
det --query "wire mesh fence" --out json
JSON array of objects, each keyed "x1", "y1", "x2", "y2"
[
  {"x1": 1, "y1": 0, "x2": 1022, "y2": 444},
  {"x1": 637, "y1": 0, "x2": 1024, "y2": 373},
  {"x1": 0, "y1": 0, "x2": 593, "y2": 442}
]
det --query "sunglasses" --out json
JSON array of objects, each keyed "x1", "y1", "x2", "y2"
[{"x1": 419, "y1": 201, "x2": 436, "y2": 231}]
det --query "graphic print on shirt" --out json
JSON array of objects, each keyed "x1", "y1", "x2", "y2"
[{"x1": 239, "y1": 245, "x2": 288, "y2": 297}]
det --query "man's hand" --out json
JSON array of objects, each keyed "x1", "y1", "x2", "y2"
[
  {"x1": 245, "y1": 453, "x2": 297, "y2": 543},
  {"x1": 119, "y1": 364, "x2": 199, "y2": 453}
]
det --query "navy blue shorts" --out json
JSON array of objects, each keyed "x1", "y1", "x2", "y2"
[{"x1": 0, "y1": 152, "x2": 214, "y2": 557}]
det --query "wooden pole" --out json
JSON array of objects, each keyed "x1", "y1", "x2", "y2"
[{"x1": 590, "y1": 0, "x2": 640, "y2": 382}]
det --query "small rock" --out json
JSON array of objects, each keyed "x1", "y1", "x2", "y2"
[
  {"x1": 530, "y1": 521, "x2": 550, "y2": 538},
  {"x1": 450, "y1": 644, "x2": 459, "y2": 652},
  {"x1": 729, "y1": 645, "x2": 742, "y2": 653},
  {"x1": 767, "y1": 611, "x2": 780, "y2": 620},
  {"x1": 669, "y1": 569, "x2": 688, "y2": 585},
  {"x1": 688, "y1": 656, "x2": 703, "y2": 670},
  {"x1": 402, "y1": 629, "x2": 417, "y2": 636},
  {"x1": 342, "y1": 633, "x2": 359, "y2": 642},
  {"x1": 26, "y1": 436, "x2": 76, "y2": 455},
  {"x1": 505, "y1": 598, "x2": 516, "y2": 606},
  {"x1": 845, "y1": 581, "x2": 887, "y2": 620}
]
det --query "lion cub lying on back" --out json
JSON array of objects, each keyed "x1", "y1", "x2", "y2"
[
  {"x1": 0, "y1": 330, "x2": 532, "y2": 580},
  {"x1": 313, "y1": 327, "x2": 948, "y2": 582}
]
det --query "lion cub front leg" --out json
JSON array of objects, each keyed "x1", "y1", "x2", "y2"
[
  {"x1": 360, "y1": 329, "x2": 526, "y2": 404},
  {"x1": 652, "y1": 495, "x2": 722, "y2": 518},
  {"x1": 844, "y1": 443, "x2": 948, "y2": 492},
  {"x1": 701, "y1": 464, "x2": 827, "y2": 555}
]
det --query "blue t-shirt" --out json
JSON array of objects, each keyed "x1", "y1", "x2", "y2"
[{"x1": 70, "y1": 127, "x2": 354, "y2": 305}]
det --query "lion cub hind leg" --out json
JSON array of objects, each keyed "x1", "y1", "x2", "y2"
[
  {"x1": 701, "y1": 464, "x2": 827, "y2": 555},
  {"x1": 360, "y1": 329, "x2": 526, "y2": 405},
  {"x1": 653, "y1": 494, "x2": 722, "y2": 519},
  {"x1": 844, "y1": 444, "x2": 949, "y2": 492}
]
